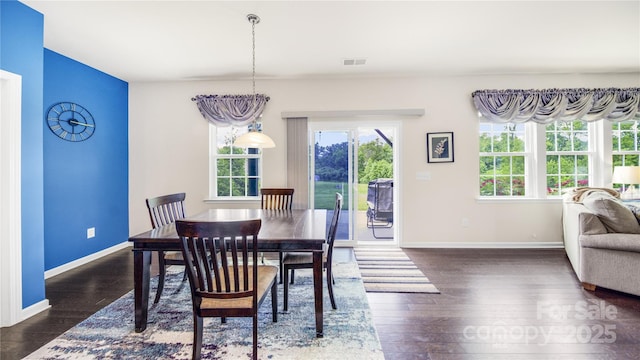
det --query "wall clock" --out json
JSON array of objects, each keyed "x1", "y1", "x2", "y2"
[{"x1": 46, "y1": 102, "x2": 95, "y2": 142}]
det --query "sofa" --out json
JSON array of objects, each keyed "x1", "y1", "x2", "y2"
[{"x1": 562, "y1": 188, "x2": 640, "y2": 296}]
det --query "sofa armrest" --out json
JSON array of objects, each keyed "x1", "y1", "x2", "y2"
[
  {"x1": 578, "y1": 212, "x2": 608, "y2": 235},
  {"x1": 580, "y1": 233, "x2": 640, "y2": 253}
]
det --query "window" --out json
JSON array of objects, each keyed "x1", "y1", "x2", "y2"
[
  {"x1": 612, "y1": 120, "x2": 640, "y2": 192},
  {"x1": 479, "y1": 120, "x2": 640, "y2": 199},
  {"x1": 479, "y1": 123, "x2": 526, "y2": 196},
  {"x1": 209, "y1": 124, "x2": 262, "y2": 198},
  {"x1": 479, "y1": 121, "x2": 592, "y2": 198},
  {"x1": 474, "y1": 88, "x2": 640, "y2": 198},
  {"x1": 612, "y1": 120, "x2": 640, "y2": 167},
  {"x1": 545, "y1": 121, "x2": 590, "y2": 196}
]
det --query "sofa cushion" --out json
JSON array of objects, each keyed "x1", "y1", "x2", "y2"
[
  {"x1": 578, "y1": 212, "x2": 608, "y2": 235},
  {"x1": 625, "y1": 204, "x2": 640, "y2": 225},
  {"x1": 582, "y1": 192, "x2": 640, "y2": 234}
]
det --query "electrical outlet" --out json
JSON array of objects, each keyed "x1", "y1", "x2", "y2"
[{"x1": 87, "y1": 227, "x2": 95, "y2": 239}]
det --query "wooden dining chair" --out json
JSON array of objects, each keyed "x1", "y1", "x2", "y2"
[
  {"x1": 260, "y1": 188, "x2": 294, "y2": 283},
  {"x1": 176, "y1": 219, "x2": 278, "y2": 360},
  {"x1": 145, "y1": 192, "x2": 187, "y2": 304},
  {"x1": 282, "y1": 193, "x2": 342, "y2": 311}
]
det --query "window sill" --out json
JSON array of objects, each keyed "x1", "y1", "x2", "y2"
[
  {"x1": 475, "y1": 197, "x2": 562, "y2": 204},
  {"x1": 203, "y1": 198, "x2": 260, "y2": 206}
]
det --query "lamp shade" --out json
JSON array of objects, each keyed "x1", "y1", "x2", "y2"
[
  {"x1": 612, "y1": 166, "x2": 640, "y2": 184},
  {"x1": 233, "y1": 131, "x2": 276, "y2": 149}
]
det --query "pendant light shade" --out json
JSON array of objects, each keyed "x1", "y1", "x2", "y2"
[
  {"x1": 234, "y1": 130, "x2": 276, "y2": 148},
  {"x1": 233, "y1": 14, "x2": 275, "y2": 149}
]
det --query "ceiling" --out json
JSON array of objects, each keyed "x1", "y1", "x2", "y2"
[{"x1": 21, "y1": 0, "x2": 640, "y2": 83}]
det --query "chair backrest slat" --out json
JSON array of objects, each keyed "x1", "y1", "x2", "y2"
[
  {"x1": 260, "y1": 188, "x2": 294, "y2": 210},
  {"x1": 191, "y1": 238, "x2": 208, "y2": 292}
]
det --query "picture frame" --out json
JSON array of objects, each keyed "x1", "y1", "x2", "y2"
[{"x1": 426, "y1": 132, "x2": 454, "y2": 163}]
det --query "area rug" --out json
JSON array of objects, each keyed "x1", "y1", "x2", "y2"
[
  {"x1": 354, "y1": 247, "x2": 440, "y2": 294},
  {"x1": 25, "y1": 262, "x2": 383, "y2": 360}
]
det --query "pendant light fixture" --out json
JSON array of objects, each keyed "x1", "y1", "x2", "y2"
[{"x1": 233, "y1": 14, "x2": 276, "y2": 149}]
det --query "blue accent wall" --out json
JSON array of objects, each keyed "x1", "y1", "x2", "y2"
[
  {"x1": 43, "y1": 50, "x2": 129, "y2": 270},
  {"x1": 1, "y1": 0, "x2": 46, "y2": 308},
  {"x1": 1, "y1": 1, "x2": 129, "y2": 310}
]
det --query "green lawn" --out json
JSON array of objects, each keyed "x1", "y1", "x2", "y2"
[{"x1": 314, "y1": 181, "x2": 369, "y2": 210}]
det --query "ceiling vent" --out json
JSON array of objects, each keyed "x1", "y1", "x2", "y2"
[{"x1": 343, "y1": 58, "x2": 367, "y2": 66}]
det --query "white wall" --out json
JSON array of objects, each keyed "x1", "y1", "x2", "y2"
[{"x1": 129, "y1": 72, "x2": 640, "y2": 246}]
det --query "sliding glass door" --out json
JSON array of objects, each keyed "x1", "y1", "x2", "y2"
[{"x1": 309, "y1": 120, "x2": 398, "y2": 246}]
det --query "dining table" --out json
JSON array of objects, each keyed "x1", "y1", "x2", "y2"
[{"x1": 128, "y1": 208, "x2": 328, "y2": 337}]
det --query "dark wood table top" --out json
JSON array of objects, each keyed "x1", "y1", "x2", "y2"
[{"x1": 128, "y1": 208, "x2": 327, "y2": 252}]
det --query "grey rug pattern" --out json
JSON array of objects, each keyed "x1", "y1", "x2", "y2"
[{"x1": 26, "y1": 262, "x2": 383, "y2": 359}]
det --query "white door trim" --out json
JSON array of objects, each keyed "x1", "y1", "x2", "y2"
[
  {"x1": 308, "y1": 119, "x2": 401, "y2": 247},
  {"x1": 0, "y1": 69, "x2": 23, "y2": 327}
]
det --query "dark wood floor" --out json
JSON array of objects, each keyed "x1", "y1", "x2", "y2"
[
  {"x1": 2, "y1": 248, "x2": 640, "y2": 360},
  {"x1": 0, "y1": 249, "x2": 135, "y2": 360},
  {"x1": 373, "y1": 248, "x2": 640, "y2": 360}
]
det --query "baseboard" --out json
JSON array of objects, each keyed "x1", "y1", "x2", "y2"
[
  {"x1": 44, "y1": 242, "x2": 132, "y2": 279},
  {"x1": 401, "y1": 241, "x2": 565, "y2": 249},
  {"x1": 20, "y1": 299, "x2": 50, "y2": 323}
]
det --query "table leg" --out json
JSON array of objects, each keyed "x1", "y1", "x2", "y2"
[
  {"x1": 313, "y1": 251, "x2": 324, "y2": 337},
  {"x1": 134, "y1": 249, "x2": 151, "y2": 332}
]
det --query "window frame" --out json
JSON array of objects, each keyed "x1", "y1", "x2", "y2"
[
  {"x1": 208, "y1": 124, "x2": 263, "y2": 200},
  {"x1": 544, "y1": 120, "x2": 593, "y2": 197},
  {"x1": 479, "y1": 122, "x2": 529, "y2": 197},
  {"x1": 612, "y1": 120, "x2": 640, "y2": 167},
  {"x1": 477, "y1": 120, "x2": 627, "y2": 200},
  {"x1": 611, "y1": 120, "x2": 640, "y2": 193}
]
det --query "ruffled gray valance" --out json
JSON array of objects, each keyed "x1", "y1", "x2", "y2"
[
  {"x1": 472, "y1": 87, "x2": 640, "y2": 124},
  {"x1": 191, "y1": 94, "x2": 270, "y2": 127}
]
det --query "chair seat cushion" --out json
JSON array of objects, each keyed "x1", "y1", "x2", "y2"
[
  {"x1": 200, "y1": 265, "x2": 278, "y2": 310},
  {"x1": 164, "y1": 251, "x2": 183, "y2": 261}
]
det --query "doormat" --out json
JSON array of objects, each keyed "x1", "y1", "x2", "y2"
[{"x1": 354, "y1": 247, "x2": 440, "y2": 294}]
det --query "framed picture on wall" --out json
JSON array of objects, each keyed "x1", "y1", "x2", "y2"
[{"x1": 427, "y1": 132, "x2": 454, "y2": 163}]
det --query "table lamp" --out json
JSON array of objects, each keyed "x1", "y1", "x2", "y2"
[{"x1": 612, "y1": 166, "x2": 640, "y2": 200}]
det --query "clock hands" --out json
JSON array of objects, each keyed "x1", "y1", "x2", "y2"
[{"x1": 67, "y1": 119, "x2": 95, "y2": 128}]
